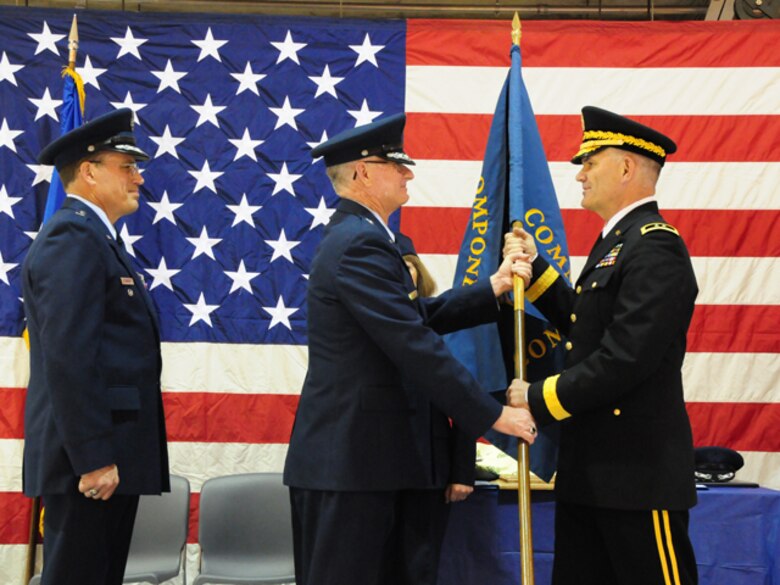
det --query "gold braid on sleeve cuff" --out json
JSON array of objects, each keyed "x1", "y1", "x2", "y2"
[
  {"x1": 526, "y1": 265, "x2": 560, "y2": 303},
  {"x1": 542, "y1": 374, "x2": 571, "y2": 421}
]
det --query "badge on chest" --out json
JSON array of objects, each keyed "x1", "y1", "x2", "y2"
[{"x1": 595, "y1": 243, "x2": 623, "y2": 269}]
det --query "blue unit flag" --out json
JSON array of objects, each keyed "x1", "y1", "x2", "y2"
[{"x1": 446, "y1": 43, "x2": 572, "y2": 481}]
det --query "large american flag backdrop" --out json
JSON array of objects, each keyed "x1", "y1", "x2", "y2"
[{"x1": 0, "y1": 7, "x2": 777, "y2": 581}]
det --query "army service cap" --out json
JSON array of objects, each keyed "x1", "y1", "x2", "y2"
[
  {"x1": 572, "y1": 106, "x2": 677, "y2": 167},
  {"x1": 38, "y1": 108, "x2": 150, "y2": 170},
  {"x1": 311, "y1": 113, "x2": 415, "y2": 167}
]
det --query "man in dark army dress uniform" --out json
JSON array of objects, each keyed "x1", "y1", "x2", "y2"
[
  {"x1": 283, "y1": 113, "x2": 539, "y2": 585},
  {"x1": 22, "y1": 109, "x2": 169, "y2": 585},
  {"x1": 507, "y1": 106, "x2": 699, "y2": 585}
]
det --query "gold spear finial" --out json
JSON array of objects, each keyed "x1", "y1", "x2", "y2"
[
  {"x1": 512, "y1": 12, "x2": 521, "y2": 47},
  {"x1": 68, "y1": 15, "x2": 79, "y2": 69}
]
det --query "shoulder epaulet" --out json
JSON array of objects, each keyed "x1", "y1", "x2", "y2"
[{"x1": 640, "y1": 222, "x2": 679, "y2": 237}]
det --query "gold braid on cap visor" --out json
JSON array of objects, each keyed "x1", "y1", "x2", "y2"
[{"x1": 574, "y1": 130, "x2": 667, "y2": 159}]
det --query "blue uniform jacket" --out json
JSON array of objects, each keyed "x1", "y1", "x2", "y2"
[
  {"x1": 284, "y1": 199, "x2": 504, "y2": 491},
  {"x1": 22, "y1": 197, "x2": 169, "y2": 496}
]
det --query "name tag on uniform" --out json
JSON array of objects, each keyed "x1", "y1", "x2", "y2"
[
  {"x1": 408, "y1": 289, "x2": 418, "y2": 300},
  {"x1": 120, "y1": 277, "x2": 134, "y2": 286}
]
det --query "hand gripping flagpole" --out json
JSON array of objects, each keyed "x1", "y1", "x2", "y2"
[{"x1": 511, "y1": 13, "x2": 535, "y2": 585}]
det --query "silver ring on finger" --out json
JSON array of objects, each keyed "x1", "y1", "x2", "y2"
[{"x1": 88, "y1": 488, "x2": 98, "y2": 497}]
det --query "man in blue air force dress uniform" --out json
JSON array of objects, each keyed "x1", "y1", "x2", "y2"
[
  {"x1": 22, "y1": 109, "x2": 169, "y2": 585},
  {"x1": 283, "y1": 114, "x2": 539, "y2": 585},
  {"x1": 507, "y1": 106, "x2": 698, "y2": 585}
]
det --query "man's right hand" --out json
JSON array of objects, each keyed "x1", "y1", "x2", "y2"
[
  {"x1": 503, "y1": 226, "x2": 538, "y2": 258},
  {"x1": 492, "y1": 406, "x2": 538, "y2": 443},
  {"x1": 78, "y1": 464, "x2": 119, "y2": 501}
]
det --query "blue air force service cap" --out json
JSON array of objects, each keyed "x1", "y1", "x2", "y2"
[
  {"x1": 38, "y1": 108, "x2": 150, "y2": 170},
  {"x1": 572, "y1": 106, "x2": 677, "y2": 167},
  {"x1": 311, "y1": 113, "x2": 415, "y2": 167},
  {"x1": 694, "y1": 446, "x2": 744, "y2": 483}
]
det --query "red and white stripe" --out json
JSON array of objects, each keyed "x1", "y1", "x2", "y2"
[{"x1": 1, "y1": 18, "x2": 778, "y2": 584}]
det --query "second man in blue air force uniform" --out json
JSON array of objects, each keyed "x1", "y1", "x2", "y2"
[
  {"x1": 22, "y1": 109, "x2": 169, "y2": 585},
  {"x1": 507, "y1": 106, "x2": 699, "y2": 585},
  {"x1": 284, "y1": 113, "x2": 538, "y2": 585}
]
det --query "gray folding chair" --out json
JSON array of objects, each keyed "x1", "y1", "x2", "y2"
[
  {"x1": 29, "y1": 475, "x2": 190, "y2": 585},
  {"x1": 123, "y1": 475, "x2": 191, "y2": 584},
  {"x1": 192, "y1": 473, "x2": 295, "y2": 585}
]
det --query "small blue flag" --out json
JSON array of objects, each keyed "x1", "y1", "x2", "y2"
[{"x1": 43, "y1": 67, "x2": 84, "y2": 223}]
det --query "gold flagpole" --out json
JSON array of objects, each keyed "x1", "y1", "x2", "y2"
[
  {"x1": 511, "y1": 14, "x2": 534, "y2": 585},
  {"x1": 68, "y1": 14, "x2": 79, "y2": 70},
  {"x1": 24, "y1": 497, "x2": 41, "y2": 584}
]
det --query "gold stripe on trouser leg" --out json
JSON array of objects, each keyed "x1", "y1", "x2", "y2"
[
  {"x1": 662, "y1": 510, "x2": 682, "y2": 585},
  {"x1": 652, "y1": 510, "x2": 673, "y2": 585}
]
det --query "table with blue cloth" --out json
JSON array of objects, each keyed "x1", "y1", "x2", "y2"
[{"x1": 437, "y1": 485, "x2": 780, "y2": 585}]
